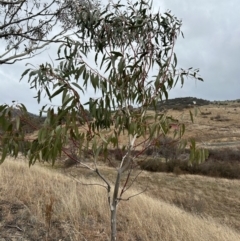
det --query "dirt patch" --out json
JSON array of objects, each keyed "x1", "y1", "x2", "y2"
[{"x1": 0, "y1": 200, "x2": 71, "y2": 241}]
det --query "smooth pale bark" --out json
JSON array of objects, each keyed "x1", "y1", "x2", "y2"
[
  {"x1": 110, "y1": 170, "x2": 121, "y2": 241},
  {"x1": 110, "y1": 205, "x2": 117, "y2": 241}
]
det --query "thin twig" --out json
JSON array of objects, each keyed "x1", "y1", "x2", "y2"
[
  {"x1": 95, "y1": 168, "x2": 111, "y2": 191},
  {"x1": 69, "y1": 173, "x2": 108, "y2": 191},
  {"x1": 5, "y1": 225, "x2": 23, "y2": 232},
  {"x1": 117, "y1": 187, "x2": 148, "y2": 201},
  {"x1": 119, "y1": 166, "x2": 133, "y2": 198},
  {"x1": 122, "y1": 169, "x2": 144, "y2": 194},
  {"x1": 62, "y1": 149, "x2": 94, "y2": 171}
]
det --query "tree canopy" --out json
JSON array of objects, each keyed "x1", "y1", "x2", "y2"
[
  {"x1": 0, "y1": 0, "x2": 99, "y2": 64},
  {"x1": 0, "y1": 1, "x2": 208, "y2": 240}
]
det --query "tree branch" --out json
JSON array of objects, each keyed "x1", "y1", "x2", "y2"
[
  {"x1": 69, "y1": 173, "x2": 109, "y2": 191},
  {"x1": 117, "y1": 187, "x2": 148, "y2": 201},
  {"x1": 0, "y1": 0, "x2": 25, "y2": 4},
  {"x1": 0, "y1": 29, "x2": 67, "y2": 64},
  {"x1": 8, "y1": 0, "x2": 25, "y2": 24},
  {"x1": 0, "y1": 0, "x2": 57, "y2": 30},
  {"x1": 0, "y1": 38, "x2": 24, "y2": 58}
]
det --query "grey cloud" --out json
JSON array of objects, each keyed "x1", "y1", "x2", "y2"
[{"x1": 160, "y1": 0, "x2": 240, "y2": 100}]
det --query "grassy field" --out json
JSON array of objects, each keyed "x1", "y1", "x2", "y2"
[
  {"x1": 1, "y1": 100, "x2": 240, "y2": 240},
  {"x1": 1, "y1": 156, "x2": 240, "y2": 240},
  {"x1": 24, "y1": 100, "x2": 240, "y2": 149}
]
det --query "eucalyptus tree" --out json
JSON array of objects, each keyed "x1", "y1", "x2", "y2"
[
  {"x1": 0, "y1": 0, "x2": 99, "y2": 64},
  {"x1": 0, "y1": 0, "x2": 208, "y2": 240}
]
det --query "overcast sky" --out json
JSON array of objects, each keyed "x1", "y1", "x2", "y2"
[{"x1": 0, "y1": 0, "x2": 239, "y2": 114}]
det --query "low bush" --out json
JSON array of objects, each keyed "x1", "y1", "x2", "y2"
[
  {"x1": 197, "y1": 161, "x2": 240, "y2": 179},
  {"x1": 208, "y1": 148, "x2": 240, "y2": 162},
  {"x1": 140, "y1": 156, "x2": 240, "y2": 179},
  {"x1": 151, "y1": 136, "x2": 184, "y2": 162},
  {"x1": 200, "y1": 111, "x2": 212, "y2": 115},
  {"x1": 114, "y1": 148, "x2": 123, "y2": 161},
  {"x1": 210, "y1": 115, "x2": 230, "y2": 121},
  {"x1": 140, "y1": 158, "x2": 189, "y2": 173},
  {"x1": 145, "y1": 147, "x2": 155, "y2": 156},
  {"x1": 172, "y1": 106, "x2": 184, "y2": 111}
]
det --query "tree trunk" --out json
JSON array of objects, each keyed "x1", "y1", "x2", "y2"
[
  {"x1": 110, "y1": 204, "x2": 117, "y2": 241},
  {"x1": 110, "y1": 170, "x2": 121, "y2": 241}
]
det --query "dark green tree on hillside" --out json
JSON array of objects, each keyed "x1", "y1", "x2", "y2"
[{"x1": 0, "y1": 0, "x2": 208, "y2": 240}]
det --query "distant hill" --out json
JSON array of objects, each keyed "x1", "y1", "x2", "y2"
[{"x1": 155, "y1": 97, "x2": 211, "y2": 111}]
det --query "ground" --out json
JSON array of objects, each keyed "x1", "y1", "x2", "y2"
[{"x1": 0, "y1": 98, "x2": 240, "y2": 240}]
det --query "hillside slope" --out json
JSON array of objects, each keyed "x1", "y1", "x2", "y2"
[{"x1": 0, "y1": 157, "x2": 240, "y2": 240}]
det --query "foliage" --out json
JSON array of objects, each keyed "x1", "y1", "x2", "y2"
[
  {"x1": 0, "y1": 0, "x2": 99, "y2": 64},
  {"x1": 141, "y1": 147, "x2": 240, "y2": 180},
  {"x1": 0, "y1": 0, "x2": 208, "y2": 240},
  {"x1": 157, "y1": 136, "x2": 184, "y2": 162}
]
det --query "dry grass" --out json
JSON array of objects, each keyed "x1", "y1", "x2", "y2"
[
  {"x1": 1, "y1": 102, "x2": 240, "y2": 240},
  {"x1": 139, "y1": 172, "x2": 240, "y2": 231},
  {"x1": 1, "y1": 157, "x2": 240, "y2": 240},
  {"x1": 25, "y1": 102, "x2": 240, "y2": 152},
  {"x1": 166, "y1": 103, "x2": 240, "y2": 145}
]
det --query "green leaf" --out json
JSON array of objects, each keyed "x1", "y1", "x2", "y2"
[
  {"x1": 15, "y1": 116, "x2": 20, "y2": 131},
  {"x1": 72, "y1": 82, "x2": 84, "y2": 93},
  {"x1": 110, "y1": 51, "x2": 123, "y2": 57},
  {"x1": 20, "y1": 68, "x2": 31, "y2": 80},
  {"x1": 19, "y1": 103, "x2": 27, "y2": 112},
  {"x1": 189, "y1": 110, "x2": 194, "y2": 123},
  {"x1": 51, "y1": 87, "x2": 65, "y2": 99},
  {"x1": 118, "y1": 58, "x2": 124, "y2": 73},
  {"x1": 105, "y1": 61, "x2": 111, "y2": 73},
  {"x1": 0, "y1": 147, "x2": 8, "y2": 163},
  {"x1": 0, "y1": 104, "x2": 8, "y2": 113},
  {"x1": 100, "y1": 53, "x2": 106, "y2": 70},
  {"x1": 194, "y1": 106, "x2": 198, "y2": 116},
  {"x1": 173, "y1": 53, "x2": 177, "y2": 67},
  {"x1": 62, "y1": 88, "x2": 68, "y2": 104}
]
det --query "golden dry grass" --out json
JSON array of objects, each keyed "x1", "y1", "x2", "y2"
[
  {"x1": 2, "y1": 102, "x2": 240, "y2": 239},
  {"x1": 1, "y1": 156, "x2": 240, "y2": 240},
  {"x1": 167, "y1": 103, "x2": 240, "y2": 145},
  {"x1": 25, "y1": 102, "x2": 240, "y2": 152}
]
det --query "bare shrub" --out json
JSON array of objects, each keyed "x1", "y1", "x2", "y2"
[
  {"x1": 208, "y1": 148, "x2": 240, "y2": 162},
  {"x1": 156, "y1": 136, "x2": 183, "y2": 163},
  {"x1": 210, "y1": 115, "x2": 230, "y2": 121},
  {"x1": 114, "y1": 148, "x2": 123, "y2": 161},
  {"x1": 140, "y1": 158, "x2": 166, "y2": 172},
  {"x1": 141, "y1": 147, "x2": 240, "y2": 179},
  {"x1": 198, "y1": 161, "x2": 240, "y2": 179},
  {"x1": 140, "y1": 158, "x2": 189, "y2": 173},
  {"x1": 200, "y1": 111, "x2": 212, "y2": 115}
]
